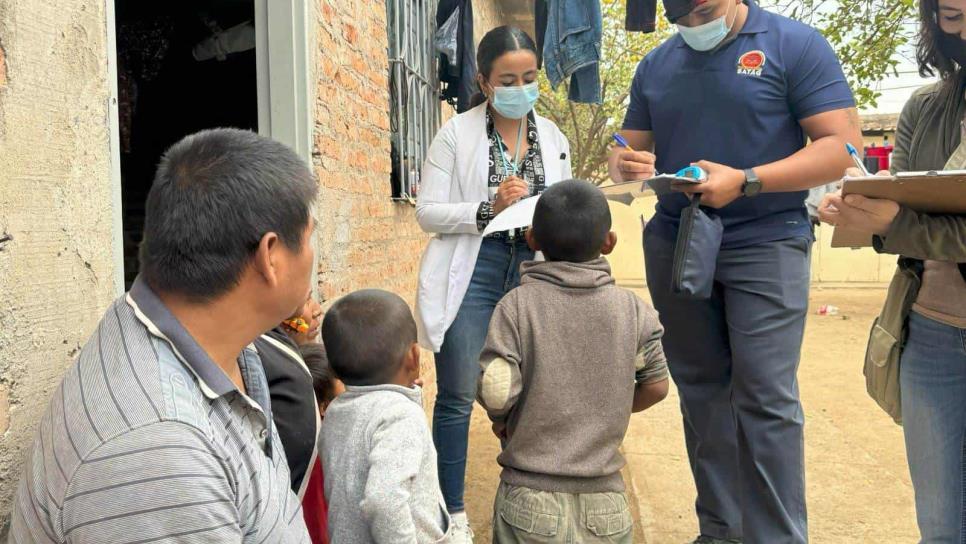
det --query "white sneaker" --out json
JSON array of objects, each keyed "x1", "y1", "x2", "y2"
[{"x1": 449, "y1": 511, "x2": 475, "y2": 543}]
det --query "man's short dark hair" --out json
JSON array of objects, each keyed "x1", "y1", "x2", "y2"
[
  {"x1": 532, "y1": 180, "x2": 612, "y2": 262},
  {"x1": 320, "y1": 290, "x2": 417, "y2": 387},
  {"x1": 139, "y1": 128, "x2": 317, "y2": 301},
  {"x1": 298, "y1": 342, "x2": 338, "y2": 404}
]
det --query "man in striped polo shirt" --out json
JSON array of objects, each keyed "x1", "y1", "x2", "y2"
[{"x1": 10, "y1": 128, "x2": 317, "y2": 543}]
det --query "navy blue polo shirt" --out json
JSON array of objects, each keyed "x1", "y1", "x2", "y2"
[{"x1": 623, "y1": 0, "x2": 855, "y2": 248}]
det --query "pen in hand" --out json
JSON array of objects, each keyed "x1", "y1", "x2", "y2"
[
  {"x1": 612, "y1": 133, "x2": 657, "y2": 181},
  {"x1": 845, "y1": 143, "x2": 871, "y2": 176},
  {"x1": 612, "y1": 133, "x2": 635, "y2": 152}
]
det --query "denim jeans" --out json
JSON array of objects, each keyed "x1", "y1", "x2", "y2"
[
  {"x1": 541, "y1": 0, "x2": 602, "y2": 104},
  {"x1": 901, "y1": 311, "x2": 966, "y2": 544},
  {"x1": 433, "y1": 236, "x2": 534, "y2": 513}
]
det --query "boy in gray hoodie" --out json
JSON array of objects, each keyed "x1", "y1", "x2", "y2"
[
  {"x1": 478, "y1": 180, "x2": 670, "y2": 543},
  {"x1": 319, "y1": 289, "x2": 451, "y2": 543}
]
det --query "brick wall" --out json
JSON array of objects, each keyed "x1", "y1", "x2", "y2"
[
  {"x1": 474, "y1": 0, "x2": 511, "y2": 44},
  {"x1": 313, "y1": 1, "x2": 422, "y2": 306},
  {"x1": 312, "y1": 0, "x2": 509, "y2": 309},
  {"x1": 312, "y1": 1, "x2": 510, "y2": 402}
]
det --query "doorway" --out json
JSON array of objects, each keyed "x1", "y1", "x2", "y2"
[{"x1": 114, "y1": 0, "x2": 258, "y2": 289}]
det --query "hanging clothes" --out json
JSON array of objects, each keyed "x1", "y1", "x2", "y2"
[
  {"x1": 535, "y1": 0, "x2": 549, "y2": 68},
  {"x1": 541, "y1": 0, "x2": 602, "y2": 104},
  {"x1": 436, "y1": 0, "x2": 477, "y2": 112},
  {"x1": 435, "y1": 6, "x2": 460, "y2": 72},
  {"x1": 192, "y1": 19, "x2": 255, "y2": 62},
  {"x1": 626, "y1": 0, "x2": 658, "y2": 33}
]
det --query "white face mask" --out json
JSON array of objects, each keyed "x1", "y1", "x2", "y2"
[{"x1": 677, "y1": 1, "x2": 737, "y2": 52}]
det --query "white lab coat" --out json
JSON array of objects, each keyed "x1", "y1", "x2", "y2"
[{"x1": 414, "y1": 102, "x2": 572, "y2": 351}]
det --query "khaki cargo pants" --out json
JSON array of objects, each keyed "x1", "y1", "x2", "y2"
[{"x1": 492, "y1": 481, "x2": 634, "y2": 543}]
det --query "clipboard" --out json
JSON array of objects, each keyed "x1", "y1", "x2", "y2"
[
  {"x1": 831, "y1": 170, "x2": 966, "y2": 247},
  {"x1": 600, "y1": 174, "x2": 704, "y2": 205}
]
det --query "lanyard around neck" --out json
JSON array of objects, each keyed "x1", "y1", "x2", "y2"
[{"x1": 494, "y1": 118, "x2": 526, "y2": 177}]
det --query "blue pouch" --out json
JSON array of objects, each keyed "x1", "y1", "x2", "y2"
[{"x1": 671, "y1": 195, "x2": 723, "y2": 300}]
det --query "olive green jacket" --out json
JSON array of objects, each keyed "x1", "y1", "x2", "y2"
[{"x1": 865, "y1": 81, "x2": 966, "y2": 424}]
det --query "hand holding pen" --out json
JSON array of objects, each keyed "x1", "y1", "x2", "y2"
[
  {"x1": 845, "y1": 143, "x2": 872, "y2": 176},
  {"x1": 610, "y1": 133, "x2": 656, "y2": 182},
  {"x1": 494, "y1": 176, "x2": 529, "y2": 214}
]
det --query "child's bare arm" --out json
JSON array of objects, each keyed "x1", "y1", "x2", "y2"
[{"x1": 633, "y1": 378, "x2": 669, "y2": 413}]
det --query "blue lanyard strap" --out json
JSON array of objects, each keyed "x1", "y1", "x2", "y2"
[{"x1": 494, "y1": 118, "x2": 526, "y2": 178}]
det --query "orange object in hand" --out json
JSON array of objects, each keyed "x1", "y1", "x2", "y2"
[{"x1": 283, "y1": 317, "x2": 310, "y2": 334}]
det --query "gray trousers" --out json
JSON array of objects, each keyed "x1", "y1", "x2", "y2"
[{"x1": 644, "y1": 225, "x2": 811, "y2": 544}]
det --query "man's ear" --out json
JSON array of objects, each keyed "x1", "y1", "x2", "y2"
[
  {"x1": 525, "y1": 228, "x2": 541, "y2": 253},
  {"x1": 601, "y1": 231, "x2": 618, "y2": 256},
  {"x1": 253, "y1": 232, "x2": 281, "y2": 287}
]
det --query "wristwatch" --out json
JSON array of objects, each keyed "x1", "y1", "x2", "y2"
[{"x1": 742, "y1": 168, "x2": 762, "y2": 198}]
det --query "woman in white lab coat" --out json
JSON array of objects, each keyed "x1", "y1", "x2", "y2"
[{"x1": 414, "y1": 25, "x2": 571, "y2": 541}]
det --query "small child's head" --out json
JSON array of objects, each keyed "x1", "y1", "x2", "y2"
[
  {"x1": 527, "y1": 179, "x2": 617, "y2": 262},
  {"x1": 298, "y1": 342, "x2": 345, "y2": 417},
  {"x1": 283, "y1": 296, "x2": 323, "y2": 346},
  {"x1": 320, "y1": 289, "x2": 420, "y2": 388}
]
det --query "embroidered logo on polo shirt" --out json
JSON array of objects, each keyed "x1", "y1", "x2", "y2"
[{"x1": 737, "y1": 50, "x2": 766, "y2": 76}]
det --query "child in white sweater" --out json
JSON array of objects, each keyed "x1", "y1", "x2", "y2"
[{"x1": 319, "y1": 289, "x2": 451, "y2": 543}]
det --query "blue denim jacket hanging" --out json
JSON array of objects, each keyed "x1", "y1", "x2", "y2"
[{"x1": 541, "y1": 0, "x2": 602, "y2": 104}]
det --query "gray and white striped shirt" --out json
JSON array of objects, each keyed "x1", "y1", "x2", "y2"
[{"x1": 10, "y1": 278, "x2": 309, "y2": 543}]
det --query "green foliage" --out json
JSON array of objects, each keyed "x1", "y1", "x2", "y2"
[
  {"x1": 536, "y1": 0, "x2": 673, "y2": 184},
  {"x1": 535, "y1": 0, "x2": 914, "y2": 184},
  {"x1": 763, "y1": 0, "x2": 918, "y2": 109}
]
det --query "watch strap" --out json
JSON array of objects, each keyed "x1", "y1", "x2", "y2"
[{"x1": 742, "y1": 168, "x2": 761, "y2": 197}]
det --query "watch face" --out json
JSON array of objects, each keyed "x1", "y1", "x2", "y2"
[{"x1": 745, "y1": 181, "x2": 762, "y2": 197}]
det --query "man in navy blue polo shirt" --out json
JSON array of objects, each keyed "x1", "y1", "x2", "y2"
[{"x1": 609, "y1": 1, "x2": 861, "y2": 542}]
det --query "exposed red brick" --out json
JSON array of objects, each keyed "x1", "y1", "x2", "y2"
[
  {"x1": 321, "y1": 1, "x2": 335, "y2": 21},
  {"x1": 313, "y1": 1, "x2": 430, "y2": 356},
  {"x1": 0, "y1": 43, "x2": 7, "y2": 88},
  {"x1": 342, "y1": 23, "x2": 359, "y2": 44}
]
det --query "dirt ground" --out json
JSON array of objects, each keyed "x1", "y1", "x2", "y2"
[{"x1": 455, "y1": 287, "x2": 919, "y2": 543}]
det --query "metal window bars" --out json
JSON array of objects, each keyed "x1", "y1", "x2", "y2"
[{"x1": 388, "y1": 0, "x2": 441, "y2": 202}]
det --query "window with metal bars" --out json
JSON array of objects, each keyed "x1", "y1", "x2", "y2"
[{"x1": 387, "y1": 0, "x2": 441, "y2": 202}]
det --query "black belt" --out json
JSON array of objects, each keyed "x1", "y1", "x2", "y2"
[{"x1": 484, "y1": 227, "x2": 529, "y2": 242}]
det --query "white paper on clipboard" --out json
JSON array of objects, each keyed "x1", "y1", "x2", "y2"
[
  {"x1": 482, "y1": 195, "x2": 541, "y2": 236},
  {"x1": 600, "y1": 180, "x2": 648, "y2": 205},
  {"x1": 600, "y1": 174, "x2": 704, "y2": 204}
]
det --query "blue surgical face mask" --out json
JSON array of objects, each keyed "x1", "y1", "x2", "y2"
[
  {"x1": 677, "y1": 2, "x2": 736, "y2": 52},
  {"x1": 490, "y1": 82, "x2": 540, "y2": 119}
]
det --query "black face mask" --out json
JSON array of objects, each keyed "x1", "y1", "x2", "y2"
[{"x1": 939, "y1": 31, "x2": 966, "y2": 68}]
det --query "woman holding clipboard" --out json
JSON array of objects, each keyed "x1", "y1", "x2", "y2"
[
  {"x1": 819, "y1": 1, "x2": 966, "y2": 540},
  {"x1": 413, "y1": 26, "x2": 572, "y2": 540}
]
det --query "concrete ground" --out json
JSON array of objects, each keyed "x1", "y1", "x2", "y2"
[{"x1": 459, "y1": 288, "x2": 920, "y2": 543}]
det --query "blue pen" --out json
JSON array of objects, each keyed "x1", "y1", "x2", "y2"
[
  {"x1": 612, "y1": 133, "x2": 633, "y2": 151},
  {"x1": 846, "y1": 142, "x2": 871, "y2": 176}
]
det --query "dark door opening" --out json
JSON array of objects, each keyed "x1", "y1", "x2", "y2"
[{"x1": 115, "y1": 0, "x2": 258, "y2": 289}]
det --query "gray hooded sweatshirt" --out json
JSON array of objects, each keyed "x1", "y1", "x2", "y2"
[
  {"x1": 478, "y1": 258, "x2": 668, "y2": 494},
  {"x1": 319, "y1": 384, "x2": 451, "y2": 543}
]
